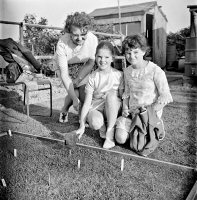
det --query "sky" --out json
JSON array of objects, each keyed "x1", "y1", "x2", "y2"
[{"x1": 0, "y1": 0, "x2": 197, "y2": 41}]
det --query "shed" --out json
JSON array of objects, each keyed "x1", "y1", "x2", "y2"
[{"x1": 90, "y1": 1, "x2": 168, "y2": 68}]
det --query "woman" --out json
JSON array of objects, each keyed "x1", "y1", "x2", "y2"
[{"x1": 55, "y1": 12, "x2": 98, "y2": 123}]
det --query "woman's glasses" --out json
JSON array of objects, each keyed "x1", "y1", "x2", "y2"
[{"x1": 70, "y1": 32, "x2": 88, "y2": 40}]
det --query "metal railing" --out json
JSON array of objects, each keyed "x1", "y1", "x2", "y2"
[{"x1": 0, "y1": 20, "x2": 123, "y2": 45}]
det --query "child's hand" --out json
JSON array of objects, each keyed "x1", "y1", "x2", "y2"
[
  {"x1": 153, "y1": 103, "x2": 165, "y2": 112},
  {"x1": 122, "y1": 109, "x2": 129, "y2": 117},
  {"x1": 76, "y1": 125, "x2": 85, "y2": 140}
]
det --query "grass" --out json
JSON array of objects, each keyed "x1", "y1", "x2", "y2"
[{"x1": 0, "y1": 72, "x2": 197, "y2": 200}]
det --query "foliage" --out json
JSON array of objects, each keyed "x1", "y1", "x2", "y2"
[
  {"x1": 92, "y1": 23, "x2": 123, "y2": 55},
  {"x1": 23, "y1": 14, "x2": 122, "y2": 56},
  {"x1": 23, "y1": 14, "x2": 60, "y2": 55},
  {"x1": 167, "y1": 27, "x2": 190, "y2": 58},
  {"x1": 92, "y1": 23, "x2": 114, "y2": 41}
]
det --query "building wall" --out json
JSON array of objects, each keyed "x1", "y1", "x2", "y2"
[
  {"x1": 92, "y1": 6, "x2": 167, "y2": 67},
  {"x1": 93, "y1": 15, "x2": 143, "y2": 25},
  {"x1": 152, "y1": 6, "x2": 167, "y2": 67},
  {"x1": 113, "y1": 22, "x2": 141, "y2": 35}
]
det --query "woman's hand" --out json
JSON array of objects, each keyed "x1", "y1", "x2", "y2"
[
  {"x1": 153, "y1": 103, "x2": 165, "y2": 112},
  {"x1": 73, "y1": 77, "x2": 82, "y2": 88},
  {"x1": 76, "y1": 125, "x2": 85, "y2": 139}
]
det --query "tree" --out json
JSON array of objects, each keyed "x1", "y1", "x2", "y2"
[
  {"x1": 23, "y1": 14, "x2": 122, "y2": 56},
  {"x1": 23, "y1": 14, "x2": 59, "y2": 55},
  {"x1": 167, "y1": 27, "x2": 190, "y2": 58},
  {"x1": 92, "y1": 23, "x2": 123, "y2": 55}
]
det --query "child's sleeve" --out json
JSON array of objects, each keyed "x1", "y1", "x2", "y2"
[
  {"x1": 85, "y1": 72, "x2": 95, "y2": 95},
  {"x1": 153, "y1": 67, "x2": 173, "y2": 110}
]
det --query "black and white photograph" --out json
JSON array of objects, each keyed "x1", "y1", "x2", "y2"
[{"x1": 0, "y1": 0, "x2": 197, "y2": 199}]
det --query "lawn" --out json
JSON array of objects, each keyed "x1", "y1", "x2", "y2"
[{"x1": 0, "y1": 72, "x2": 197, "y2": 200}]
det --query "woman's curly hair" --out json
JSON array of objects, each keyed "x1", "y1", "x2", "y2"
[
  {"x1": 122, "y1": 34, "x2": 149, "y2": 54},
  {"x1": 64, "y1": 12, "x2": 93, "y2": 33}
]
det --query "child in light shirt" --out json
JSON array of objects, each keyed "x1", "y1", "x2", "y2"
[
  {"x1": 115, "y1": 34, "x2": 173, "y2": 146},
  {"x1": 76, "y1": 41, "x2": 124, "y2": 149}
]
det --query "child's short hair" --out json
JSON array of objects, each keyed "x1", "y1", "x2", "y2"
[
  {"x1": 96, "y1": 41, "x2": 115, "y2": 56},
  {"x1": 64, "y1": 12, "x2": 93, "y2": 33},
  {"x1": 122, "y1": 34, "x2": 149, "y2": 54}
]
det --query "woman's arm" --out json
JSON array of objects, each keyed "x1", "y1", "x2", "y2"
[
  {"x1": 76, "y1": 90, "x2": 93, "y2": 139},
  {"x1": 59, "y1": 59, "x2": 79, "y2": 111},
  {"x1": 74, "y1": 58, "x2": 95, "y2": 87},
  {"x1": 74, "y1": 34, "x2": 98, "y2": 87},
  {"x1": 56, "y1": 41, "x2": 79, "y2": 110}
]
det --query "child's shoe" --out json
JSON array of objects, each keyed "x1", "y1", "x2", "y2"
[{"x1": 59, "y1": 112, "x2": 68, "y2": 123}]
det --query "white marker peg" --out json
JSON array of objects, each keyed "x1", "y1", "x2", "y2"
[
  {"x1": 14, "y1": 149, "x2": 17, "y2": 157},
  {"x1": 69, "y1": 149, "x2": 72, "y2": 156},
  {"x1": 1, "y1": 179, "x2": 6, "y2": 187},
  {"x1": 121, "y1": 159, "x2": 124, "y2": 171},
  {"x1": 48, "y1": 172, "x2": 50, "y2": 187},
  {"x1": 77, "y1": 160, "x2": 81, "y2": 169},
  {"x1": 8, "y1": 129, "x2": 12, "y2": 137}
]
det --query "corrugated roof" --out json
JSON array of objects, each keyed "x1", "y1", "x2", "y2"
[{"x1": 89, "y1": 1, "x2": 157, "y2": 17}]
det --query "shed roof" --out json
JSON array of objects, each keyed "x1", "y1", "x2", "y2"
[{"x1": 89, "y1": 1, "x2": 157, "y2": 17}]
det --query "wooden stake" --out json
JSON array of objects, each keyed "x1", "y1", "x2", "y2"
[
  {"x1": 48, "y1": 172, "x2": 50, "y2": 187},
  {"x1": 0, "y1": 133, "x2": 7, "y2": 138},
  {"x1": 121, "y1": 159, "x2": 124, "y2": 171},
  {"x1": 78, "y1": 160, "x2": 80, "y2": 169},
  {"x1": 1, "y1": 179, "x2": 6, "y2": 187},
  {"x1": 14, "y1": 149, "x2": 17, "y2": 157},
  {"x1": 8, "y1": 129, "x2": 12, "y2": 136}
]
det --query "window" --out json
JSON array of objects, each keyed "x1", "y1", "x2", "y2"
[{"x1": 113, "y1": 22, "x2": 141, "y2": 35}]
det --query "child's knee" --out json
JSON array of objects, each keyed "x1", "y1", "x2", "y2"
[
  {"x1": 106, "y1": 90, "x2": 118, "y2": 102},
  {"x1": 87, "y1": 111, "x2": 104, "y2": 130},
  {"x1": 105, "y1": 91, "x2": 121, "y2": 111},
  {"x1": 115, "y1": 128, "x2": 129, "y2": 144},
  {"x1": 90, "y1": 118, "x2": 103, "y2": 130}
]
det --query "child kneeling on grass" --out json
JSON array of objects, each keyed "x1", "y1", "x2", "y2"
[
  {"x1": 115, "y1": 34, "x2": 173, "y2": 156},
  {"x1": 76, "y1": 41, "x2": 124, "y2": 149}
]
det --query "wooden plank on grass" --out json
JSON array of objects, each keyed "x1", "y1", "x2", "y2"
[
  {"x1": 76, "y1": 143, "x2": 195, "y2": 171},
  {"x1": 3, "y1": 130, "x2": 196, "y2": 171},
  {"x1": 186, "y1": 180, "x2": 197, "y2": 200},
  {"x1": 7, "y1": 131, "x2": 66, "y2": 144},
  {"x1": 0, "y1": 132, "x2": 7, "y2": 138},
  {"x1": 2, "y1": 130, "x2": 77, "y2": 148}
]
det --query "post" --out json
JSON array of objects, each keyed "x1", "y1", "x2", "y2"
[
  {"x1": 19, "y1": 22, "x2": 24, "y2": 45},
  {"x1": 117, "y1": 0, "x2": 122, "y2": 34}
]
